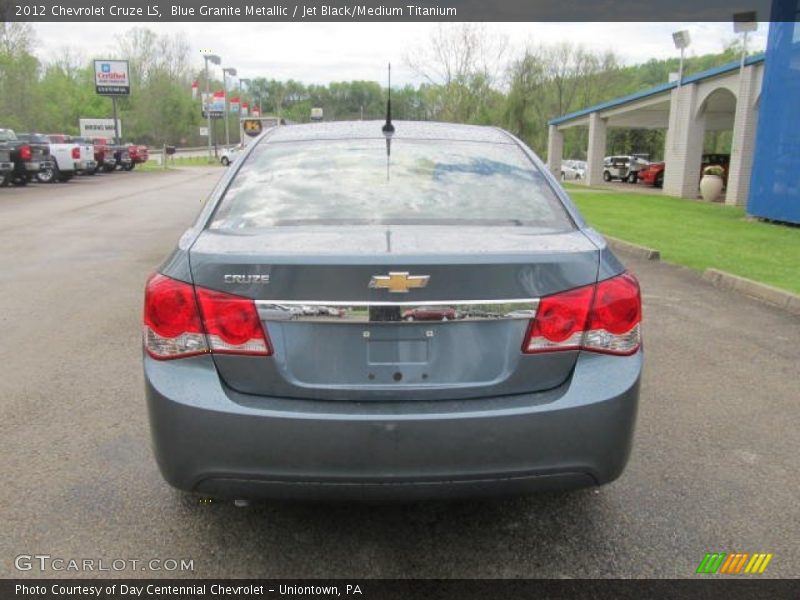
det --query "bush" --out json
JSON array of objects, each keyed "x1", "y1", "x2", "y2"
[{"x1": 703, "y1": 165, "x2": 725, "y2": 177}]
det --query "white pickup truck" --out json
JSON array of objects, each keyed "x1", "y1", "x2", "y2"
[
  {"x1": 17, "y1": 133, "x2": 97, "y2": 183},
  {"x1": 45, "y1": 134, "x2": 98, "y2": 180}
]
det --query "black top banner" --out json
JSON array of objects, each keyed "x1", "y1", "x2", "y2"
[{"x1": 0, "y1": 0, "x2": 792, "y2": 22}]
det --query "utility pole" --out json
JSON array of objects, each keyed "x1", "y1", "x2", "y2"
[
  {"x1": 222, "y1": 67, "x2": 237, "y2": 147},
  {"x1": 201, "y1": 51, "x2": 221, "y2": 163}
]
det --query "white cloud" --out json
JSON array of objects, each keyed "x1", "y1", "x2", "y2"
[{"x1": 30, "y1": 21, "x2": 768, "y2": 85}]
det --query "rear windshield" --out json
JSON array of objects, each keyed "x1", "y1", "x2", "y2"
[
  {"x1": 210, "y1": 138, "x2": 573, "y2": 231},
  {"x1": 0, "y1": 130, "x2": 17, "y2": 142}
]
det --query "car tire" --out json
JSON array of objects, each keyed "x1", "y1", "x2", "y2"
[
  {"x1": 58, "y1": 172, "x2": 74, "y2": 183},
  {"x1": 102, "y1": 164, "x2": 114, "y2": 173},
  {"x1": 603, "y1": 170, "x2": 612, "y2": 182},
  {"x1": 124, "y1": 163, "x2": 135, "y2": 171},
  {"x1": 37, "y1": 165, "x2": 58, "y2": 184},
  {"x1": 655, "y1": 172, "x2": 664, "y2": 188},
  {"x1": 1, "y1": 174, "x2": 9, "y2": 187},
  {"x1": 12, "y1": 175, "x2": 28, "y2": 186},
  {"x1": 628, "y1": 172, "x2": 638, "y2": 184},
  {"x1": 221, "y1": 157, "x2": 230, "y2": 167},
  {"x1": 85, "y1": 168, "x2": 97, "y2": 176}
]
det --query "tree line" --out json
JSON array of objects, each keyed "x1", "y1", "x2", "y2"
[{"x1": 1, "y1": 23, "x2": 746, "y2": 158}]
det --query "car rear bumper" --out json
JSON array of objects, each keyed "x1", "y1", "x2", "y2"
[
  {"x1": 0, "y1": 161, "x2": 12, "y2": 172},
  {"x1": 145, "y1": 351, "x2": 641, "y2": 500}
]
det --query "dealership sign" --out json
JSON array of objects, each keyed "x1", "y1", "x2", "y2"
[
  {"x1": 79, "y1": 118, "x2": 122, "y2": 138},
  {"x1": 94, "y1": 59, "x2": 130, "y2": 95}
]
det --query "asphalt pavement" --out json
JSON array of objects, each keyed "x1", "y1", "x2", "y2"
[{"x1": 0, "y1": 169, "x2": 797, "y2": 578}]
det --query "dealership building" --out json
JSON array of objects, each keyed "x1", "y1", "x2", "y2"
[{"x1": 546, "y1": 18, "x2": 800, "y2": 224}]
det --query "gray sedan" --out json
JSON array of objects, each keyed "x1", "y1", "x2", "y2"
[{"x1": 143, "y1": 120, "x2": 642, "y2": 501}]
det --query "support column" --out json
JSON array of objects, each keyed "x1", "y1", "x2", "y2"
[
  {"x1": 584, "y1": 112, "x2": 607, "y2": 186},
  {"x1": 663, "y1": 83, "x2": 705, "y2": 198},
  {"x1": 726, "y1": 65, "x2": 759, "y2": 206},
  {"x1": 546, "y1": 124, "x2": 564, "y2": 179}
]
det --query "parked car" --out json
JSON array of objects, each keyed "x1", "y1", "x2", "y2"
[
  {"x1": 561, "y1": 159, "x2": 586, "y2": 181},
  {"x1": 127, "y1": 144, "x2": 149, "y2": 169},
  {"x1": 402, "y1": 306, "x2": 458, "y2": 321},
  {"x1": 638, "y1": 154, "x2": 731, "y2": 189},
  {"x1": 46, "y1": 134, "x2": 97, "y2": 176},
  {"x1": 93, "y1": 138, "x2": 132, "y2": 172},
  {"x1": 603, "y1": 155, "x2": 649, "y2": 183},
  {"x1": 0, "y1": 128, "x2": 52, "y2": 186},
  {"x1": 143, "y1": 120, "x2": 643, "y2": 502},
  {"x1": 71, "y1": 136, "x2": 116, "y2": 173},
  {"x1": 0, "y1": 145, "x2": 13, "y2": 186},
  {"x1": 220, "y1": 145, "x2": 243, "y2": 166}
]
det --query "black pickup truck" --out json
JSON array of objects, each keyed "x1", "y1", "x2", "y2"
[
  {"x1": 0, "y1": 127, "x2": 53, "y2": 186},
  {"x1": 0, "y1": 143, "x2": 12, "y2": 186}
]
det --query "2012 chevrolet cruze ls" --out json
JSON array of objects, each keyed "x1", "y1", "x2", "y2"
[{"x1": 143, "y1": 121, "x2": 642, "y2": 501}]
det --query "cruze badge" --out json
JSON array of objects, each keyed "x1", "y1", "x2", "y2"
[
  {"x1": 224, "y1": 274, "x2": 270, "y2": 284},
  {"x1": 369, "y1": 272, "x2": 430, "y2": 293}
]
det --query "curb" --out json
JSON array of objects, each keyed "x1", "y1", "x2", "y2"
[
  {"x1": 703, "y1": 268, "x2": 800, "y2": 316},
  {"x1": 606, "y1": 236, "x2": 661, "y2": 261}
]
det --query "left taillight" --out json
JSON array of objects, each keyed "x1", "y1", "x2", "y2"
[
  {"x1": 20, "y1": 145, "x2": 32, "y2": 161},
  {"x1": 144, "y1": 274, "x2": 208, "y2": 360},
  {"x1": 143, "y1": 273, "x2": 271, "y2": 360},
  {"x1": 523, "y1": 272, "x2": 642, "y2": 356},
  {"x1": 71, "y1": 147, "x2": 80, "y2": 159}
]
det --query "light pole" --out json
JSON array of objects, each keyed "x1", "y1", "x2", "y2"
[
  {"x1": 672, "y1": 30, "x2": 691, "y2": 89},
  {"x1": 201, "y1": 51, "x2": 221, "y2": 163},
  {"x1": 238, "y1": 78, "x2": 251, "y2": 144},
  {"x1": 222, "y1": 67, "x2": 237, "y2": 147}
]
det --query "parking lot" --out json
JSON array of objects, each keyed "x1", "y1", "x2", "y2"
[{"x1": 0, "y1": 169, "x2": 797, "y2": 578}]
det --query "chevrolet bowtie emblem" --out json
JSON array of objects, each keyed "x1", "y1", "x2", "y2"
[{"x1": 369, "y1": 272, "x2": 430, "y2": 293}]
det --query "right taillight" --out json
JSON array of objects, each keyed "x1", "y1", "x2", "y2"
[
  {"x1": 20, "y1": 145, "x2": 32, "y2": 161},
  {"x1": 71, "y1": 147, "x2": 80, "y2": 159},
  {"x1": 143, "y1": 273, "x2": 271, "y2": 360},
  {"x1": 523, "y1": 272, "x2": 641, "y2": 356}
]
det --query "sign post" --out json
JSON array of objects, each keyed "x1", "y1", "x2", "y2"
[{"x1": 93, "y1": 59, "x2": 130, "y2": 145}]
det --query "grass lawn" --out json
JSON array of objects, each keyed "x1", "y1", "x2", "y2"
[
  {"x1": 140, "y1": 155, "x2": 223, "y2": 171},
  {"x1": 564, "y1": 184, "x2": 800, "y2": 295}
]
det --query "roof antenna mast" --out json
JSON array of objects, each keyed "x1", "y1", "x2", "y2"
[{"x1": 382, "y1": 63, "x2": 395, "y2": 134}]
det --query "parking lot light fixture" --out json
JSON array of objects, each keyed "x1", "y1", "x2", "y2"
[
  {"x1": 733, "y1": 13, "x2": 758, "y2": 70},
  {"x1": 672, "y1": 30, "x2": 691, "y2": 88}
]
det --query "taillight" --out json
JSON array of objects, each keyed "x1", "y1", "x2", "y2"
[
  {"x1": 196, "y1": 288, "x2": 271, "y2": 356},
  {"x1": 143, "y1": 274, "x2": 272, "y2": 360},
  {"x1": 523, "y1": 272, "x2": 641, "y2": 356},
  {"x1": 71, "y1": 147, "x2": 80, "y2": 159},
  {"x1": 20, "y1": 145, "x2": 32, "y2": 161},
  {"x1": 144, "y1": 274, "x2": 208, "y2": 360}
]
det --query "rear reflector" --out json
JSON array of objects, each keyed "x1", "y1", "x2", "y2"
[
  {"x1": 523, "y1": 272, "x2": 641, "y2": 356},
  {"x1": 143, "y1": 274, "x2": 271, "y2": 360}
]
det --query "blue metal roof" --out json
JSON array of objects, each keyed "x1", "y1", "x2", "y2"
[{"x1": 548, "y1": 54, "x2": 765, "y2": 126}]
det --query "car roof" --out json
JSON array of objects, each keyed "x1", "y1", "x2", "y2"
[{"x1": 266, "y1": 120, "x2": 515, "y2": 145}]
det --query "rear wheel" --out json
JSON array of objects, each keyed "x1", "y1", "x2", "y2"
[
  {"x1": 221, "y1": 157, "x2": 230, "y2": 167},
  {"x1": 655, "y1": 172, "x2": 664, "y2": 188},
  {"x1": 124, "y1": 163, "x2": 135, "y2": 171},
  {"x1": 37, "y1": 164, "x2": 58, "y2": 184},
  {"x1": 627, "y1": 171, "x2": 638, "y2": 184},
  {"x1": 603, "y1": 170, "x2": 612, "y2": 182},
  {"x1": 58, "y1": 172, "x2": 74, "y2": 183},
  {"x1": 1, "y1": 173, "x2": 9, "y2": 187},
  {"x1": 12, "y1": 175, "x2": 28, "y2": 186}
]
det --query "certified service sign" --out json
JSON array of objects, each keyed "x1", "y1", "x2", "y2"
[{"x1": 94, "y1": 60, "x2": 130, "y2": 96}]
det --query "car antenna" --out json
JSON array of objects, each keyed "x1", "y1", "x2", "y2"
[{"x1": 382, "y1": 62, "x2": 395, "y2": 135}]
